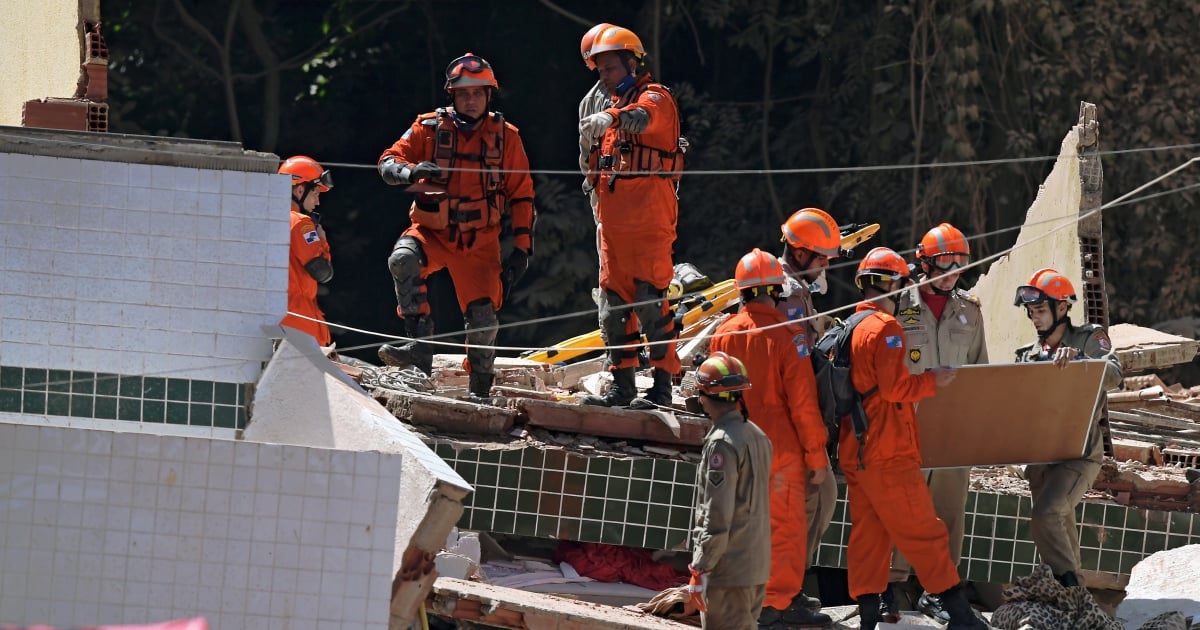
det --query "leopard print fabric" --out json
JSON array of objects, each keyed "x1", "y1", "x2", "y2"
[{"x1": 990, "y1": 564, "x2": 1121, "y2": 630}]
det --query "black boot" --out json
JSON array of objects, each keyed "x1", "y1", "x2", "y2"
[
  {"x1": 629, "y1": 368, "x2": 674, "y2": 410},
  {"x1": 1055, "y1": 571, "x2": 1081, "y2": 588},
  {"x1": 855, "y1": 593, "x2": 883, "y2": 630},
  {"x1": 880, "y1": 585, "x2": 903, "y2": 623},
  {"x1": 793, "y1": 591, "x2": 822, "y2": 612},
  {"x1": 464, "y1": 372, "x2": 496, "y2": 405},
  {"x1": 378, "y1": 315, "x2": 434, "y2": 375},
  {"x1": 758, "y1": 603, "x2": 832, "y2": 628},
  {"x1": 937, "y1": 584, "x2": 988, "y2": 629},
  {"x1": 917, "y1": 590, "x2": 950, "y2": 623},
  {"x1": 581, "y1": 367, "x2": 636, "y2": 407}
]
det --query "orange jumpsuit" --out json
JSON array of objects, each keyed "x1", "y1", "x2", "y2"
[
  {"x1": 380, "y1": 109, "x2": 535, "y2": 313},
  {"x1": 840, "y1": 302, "x2": 959, "y2": 600},
  {"x1": 281, "y1": 209, "x2": 331, "y2": 346},
  {"x1": 591, "y1": 74, "x2": 682, "y2": 373},
  {"x1": 711, "y1": 301, "x2": 829, "y2": 610}
]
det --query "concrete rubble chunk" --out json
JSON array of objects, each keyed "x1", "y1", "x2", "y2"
[
  {"x1": 378, "y1": 388, "x2": 518, "y2": 435},
  {"x1": 518, "y1": 398, "x2": 710, "y2": 446},
  {"x1": 1117, "y1": 543, "x2": 1200, "y2": 629}
]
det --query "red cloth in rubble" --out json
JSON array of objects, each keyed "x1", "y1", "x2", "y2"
[{"x1": 554, "y1": 541, "x2": 688, "y2": 591}]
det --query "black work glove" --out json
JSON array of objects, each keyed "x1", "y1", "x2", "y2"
[
  {"x1": 409, "y1": 160, "x2": 442, "y2": 182},
  {"x1": 501, "y1": 249, "x2": 530, "y2": 302}
]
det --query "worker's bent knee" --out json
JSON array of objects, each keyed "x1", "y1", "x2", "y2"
[{"x1": 388, "y1": 236, "x2": 425, "y2": 281}]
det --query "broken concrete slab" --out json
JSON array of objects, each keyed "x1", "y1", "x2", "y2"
[
  {"x1": 378, "y1": 388, "x2": 517, "y2": 435},
  {"x1": 518, "y1": 398, "x2": 710, "y2": 447},
  {"x1": 1116, "y1": 543, "x2": 1200, "y2": 629},
  {"x1": 1109, "y1": 323, "x2": 1200, "y2": 373},
  {"x1": 243, "y1": 330, "x2": 473, "y2": 629}
]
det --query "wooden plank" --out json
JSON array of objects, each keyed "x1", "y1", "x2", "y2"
[
  {"x1": 1108, "y1": 409, "x2": 1200, "y2": 432},
  {"x1": 917, "y1": 361, "x2": 1107, "y2": 468},
  {"x1": 518, "y1": 398, "x2": 710, "y2": 446}
]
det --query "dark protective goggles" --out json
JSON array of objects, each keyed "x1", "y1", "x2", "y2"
[
  {"x1": 925, "y1": 253, "x2": 969, "y2": 272},
  {"x1": 445, "y1": 55, "x2": 490, "y2": 82},
  {"x1": 1013, "y1": 285, "x2": 1049, "y2": 306},
  {"x1": 315, "y1": 169, "x2": 333, "y2": 190}
]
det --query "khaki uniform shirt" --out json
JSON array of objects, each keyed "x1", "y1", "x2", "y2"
[
  {"x1": 777, "y1": 256, "x2": 829, "y2": 350},
  {"x1": 578, "y1": 80, "x2": 610, "y2": 215},
  {"x1": 1015, "y1": 323, "x2": 1123, "y2": 463},
  {"x1": 896, "y1": 285, "x2": 988, "y2": 373},
  {"x1": 691, "y1": 409, "x2": 773, "y2": 587}
]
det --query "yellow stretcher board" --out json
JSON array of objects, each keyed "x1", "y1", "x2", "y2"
[{"x1": 522, "y1": 223, "x2": 879, "y2": 365}]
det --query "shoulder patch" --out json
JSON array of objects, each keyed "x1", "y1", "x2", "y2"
[
  {"x1": 401, "y1": 128, "x2": 414, "y2": 139},
  {"x1": 885, "y1": 335, "x2": 904, "y2": 349},
  {"x1": 1095, "y1": 330, "x2": 1112, "y2": 351},
  {"x1": 899, "y1": 306, "x2": 921, "y2": 316},
  {"x1": 303, "y1": 229, "x2": 321, "y2": 244},
  {"x1": 909, "y1": 349, "x2": 922, "y2": 363},
  {"x1": 963, "y1": 292, "x2": 981, "y2": 306},
  {"x1": 707, "y1": 470, "x2": 725, "y2": 487},
  {"x1": 708, "y1": 451, "x2": 725, "y2": 470},
  {"x1": 786, "y1": 306, "x2": 805, "y2": 321},
  {"x1": 646, "y1": 91, "x2": 662, "y2": 102}
]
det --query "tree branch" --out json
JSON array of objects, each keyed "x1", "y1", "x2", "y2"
[
  {"x1": 536, "y1": 0, "x2": 592, "y2": 27},
  {"x1": 150, "y1": 0, "x2": 223, "y2": 81}
]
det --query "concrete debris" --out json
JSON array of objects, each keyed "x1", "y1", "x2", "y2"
[{"x1": 1117, "y1": 544, "x2": 1200, "y2": 629}]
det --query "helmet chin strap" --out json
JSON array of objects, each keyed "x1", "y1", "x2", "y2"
[
  {"x1": 1030, "y1": 301, "x2": 1071, "y2": 340},
  {"x1": 922, "y1": 262, "x2": 957, "y2": 296},
  {"x1": 292, "y1": 184, "x2": 316, "y2": 216}
]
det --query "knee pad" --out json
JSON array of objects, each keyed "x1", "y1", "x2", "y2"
[
  {"x1": 464, "y1": 299, "x2": 498, "y2": 342},
  {"x1": 599, "y1": 290, "x2": 639, "y2": 365},
  {"x1": 632, "y1": 282, "x2": 677, "y2": 360},
  {"x1": 389, "y1": 237, "x2": 428, "y2": 316}
]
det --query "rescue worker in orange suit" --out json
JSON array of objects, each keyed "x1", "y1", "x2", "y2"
[
  {"x1": 279, "y1": 155, "x2": 335, "y2": 346},
  {"x1": 775, "y1": 207, "x2": 842, "y2": 614},
  {"x1": 688, "y1": 352, "x2": 773, "y2": 630},
  {"x1": 1014, "y1": 268, "x2": 1122, "y2": 588},
  {"x1": 710, "y1": 248, "x2": 833, "y2": 629},
  {"x1": 578, "y1": 26, "x2": 684, "y2": 408},
  {"x1": 377, "y1": 53, "x2": 536, "y2": 403},
  {"x1": 888, "y1": 223, "x2": 988, "y2": 622},
  {"x1": 844, "y1": 248, "x2": 986, "y2": 630}
]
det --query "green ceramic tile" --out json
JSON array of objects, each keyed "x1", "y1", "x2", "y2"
[
  {"x1": 1017, "y1": 497, "x2": 1032, "y2": 519},
  {"x1": 476, "y1": 463, "x2": 498, "y2": 485},
  {"x1": 0, "y1": 366, "x2": 22, "y2": 389},
  {"x1": 1168, "y1": 534, "x2": 1189, "y2": 550},
  {"x1": 514, "y1": 513, "x2": 537, "y2": 537},
  {"x1": 1080, "y1": 502, "x2": 1105, "y2": 525},
  {"x1": 95, "y1": 373, "x2": 118, "y2": 396},
  {"x1": 214, "y1": 382, "x2": 237, "y2": 405},
  {"x1": 188, "y1": 404, "x2": 211, "y2": 427},
  {"x1": 1144, "y1": 532, "x2": 1166, "y2": 555},
  {"x1": 496, "y1": 463, "x2": 520, "y2": 489},
  {"x1": 499, "y1": 449, "x2": 521, "y2": 466},
  {"x1": 564, "y1": 472, "x2": 585, "y2": 495},
  {"x1": 214, "y1": 406, "x2": 238, "y2": 429},
  {"x1": 1120, "y1": 552, "x2": 1140, "y2": 574},
  {"x1": 522, "y1": 448, "x2": 544, "y2": 469},
  {"x1": 144, "y1": 398, "x2": 166, "y2": 422},
  {"x1": 669, "y1": 506, "x2": 692, "y2": 530},
  {"x1": 629, "y1": 479, "x2": 650, "y2": 503},
  {"x1": 652, "y1": 460, "x2": 674, "y2": 482},
  {"x1": 432, "y1": 442, "x2": 454, "y2": 459},
  {"x1": 559, "y1": 518, "x2": 580, "y2": 540},
  {"x1": 167, "y1": 378, "x2": 189, "y2": 401},
  {"x1": 585, "y1": 474, "x2": 607, "y2": 498},
  {"x1": 24, "y1": 368, "x2": 47, "y2": 390},
  {"x1": 536, "y1": 516, "x2": 559, "y2": 538},
  {"x1": 579, "y1": 519, "x2": 602, "y2": 542},
  {"x1": 22, "y1": 391, "x2": 46, "y2": 414},
  {"x1": 645, "y1": 527, "x2": 668, "y2": 550},
  {"x1": 561, "y1": 495, "x2": 583, "y2": 518},
  {"x1": 118, "y1": 375, "x2": 143, "y2": 398},
  {"x1": 626, "y1": 502, "x2": 648, "y2": 525},
  {"x1": 496, "y1": 489, "x2": 517, "y2": 512},
  {"x1": 665, "y1": 530, "x2": 689, "y2": 549},
  {"x1": 1097, "y1": 550, "x2": 1120, "y2": 573},
  {"x1": 817, "y1": 546, "x2": 841, "y2": 568},
  {"x1": 1124, "y1": 530, "x2": 1145, "y2": 554},
  {"x1": 471, "y1": 509, "x2": 493, "y2": 532},
  {"x1": 0, "y1": 390, "x2": 21, "y2": 412},
  {"x1": 539, "y1": 469, "x2": 563, "y2": 495},
  {"x1": 539, "y1": 493, "x2": 561, "y2": 517},
  {"x1": 975, "y1": 493, "x2": 998, "y2": 515},
  {"x1": 565, "y1": 453, "x2": 587, "y2": 473},
  {"x1": 166, "y1": 402, "x2": 188, "y2": 425},
  {"x1": 1145, "y1": 510, "x2": 1169, "y2": 531},
  {"x1": 544, "y1": 449, "x2": 566, "y2": 471},
  {"x1": 190, "y1": 380, "x2": 213, "y2": 403},
  {"x1": 454, "y1": 462, "x2": 478, "y2": 483},
  {"x1": 93, "y1": 396, "x2": 117, "y2": 419},
  {"x1": 45, "y1": 393, "x2": 69, "y2": 416},
  {"x1": 518, "y1": 467, "x2": 539, "y2": 491},
  {"x1": 471, "y1": 486, "x2": 495, "y2": 510},
  {"x1": 1103, "y1": 529, "x2": 1124, "y2": 549},
  {"x1": 1014, "y1": 541, "x2": 1036, "y2": 564},
  {"x1": 235, "y1": 407, "x2": 246, "y2": 429},
  {"x1": 587, "y1": 457, "x2": 610, "y2": 476},
  {"x1": 492, "y1": 509, "x2": 515, "y2": 534},
  {"x1": 48, "y1": 370, "x2": 72, "y2": 393},
  {"x1": 671, "y1": 484, "x2": 693, "y2": 508},
  {"x1": 70, "y1": 394, "x2": 94, "y2": 418},
  {"x1": 831, "y1": 500, "x2": 847, "y2": 523},
  {"x1": 632, "y1": 459, "x2": 653, "y2": 480},
  {"x1": 970, "y1": 537, "x2": 992, "y2": 560},
  {"x1": 603, "y1": 499, "x2": 626, "y2": 522},
  {"x1": 1080, "y1": 544, "x2": 1099, "y2": 568},
  {"x1": 611, "y1": 459, "x2": 632, "y2": 479},
  {"x1": 649, "y1": 482, "x2": 672, "y2": 504},
  {"x1": 143, "y1": 377, "x2": 166, "y2": 400},
  {"x1": 1168, "y1": 512, "x2": 1191, "y2": 536},
  {"x1": 1015, "y1": 519, "x2": 1031, "y2": 541},
  {"x1": 118, "y1": 398, "x2": 141, "y2": 421},
  {"x1": 624, "y1": 525, "x2": 645, "y2": 546},
  {"x1": 648, "y1": 504, "x2": 669, "y2": 527},
  {"x1": 455, "y1": 510, "x2": 471, "y2": 529},
  {"x1": 582, "y1": 498, "x2": 604, "y2": 521},
  {"x1": 994, "y1": 517, "x2": 1017, "y2": 540},
  {"x1": 973, "y1": 515, "x2": 995, "y2": 537},
  {"x1": 966, "y1": 561, "x2": 990, "y2": 582},
  {"x1": 992, "y1": 540, "x2": 1014, "y2": 563},
  {"x1": 517, "y1": 490, "x2": 538, "y2": 513},
  {"x1": 821, "y1": 524, "x2": 843, "y2": 546},
  {"x1": 675, "y1": 463, "x2": 695, "y2": 484},
  {"x1": 600, "y1": 523, "x2": 623, "y2": 545},
  {"x1": 1103, "y1": 505, "x2": 1125, "y2": 527},
  {"x1": 997, "y1": 493, "x2": 1020, "y2": 516},
  {"x1": 608, "y1": 477, "x2": 629, "y2": 499}
]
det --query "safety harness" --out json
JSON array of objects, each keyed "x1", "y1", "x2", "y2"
[
  {"x1": 411, "y1": 107, "x2": 506, "y2": 247},
  {"x1": 587, "y1": 82, "x2": 685, "y2": 192}
]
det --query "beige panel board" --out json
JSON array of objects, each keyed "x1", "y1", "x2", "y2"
[{"x1": 916, "y1": 360, "x2": 1107, "y2": 468}]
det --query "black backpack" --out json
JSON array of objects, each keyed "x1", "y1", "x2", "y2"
[{"x1": 811, "y1": 311, "x2": 877, "y2": 470}]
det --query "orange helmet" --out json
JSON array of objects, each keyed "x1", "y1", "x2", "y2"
[
  {"x1": 1014, "y1": 268, "x2": 1077, "y2": 306},
  {"x1": 581, "y1": 23, "x2": 614, "y2": 70},
  {"x1": 781, "y1": 208, "x2": 840, "y2": 257},
  {"x1": 734, "y1": 248, "x2": 786, "y2": 290},
  {"x1": 695, "y1": 351, "x2": 751, "y2": 401},
  {"x1": 586, "y1": 26, "x2": 646, "y2": 63},
  {"x1": 444, "y1": 53, "x2": 499, "y2": 90},
  {"x1": 855, "y1": 247, "x2": 909, "y2": 289},
  {"x1": 916, "y1": 223, "x2": 970, "y2": 271},
  {"x1": 278, "y1": 155, "x2": 332, "y2": 192}
]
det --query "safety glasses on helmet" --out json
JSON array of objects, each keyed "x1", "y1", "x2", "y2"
[
  {"x1": 445, "y1": 55, "x2": 490, "y2": 82},
  {"x1": 1013, "y1": 285, "x2": 1050, "y2": 306},
  {"x1": 926, "y1": 253, "x2": 968, "y2": 272},
  {"x1": 314, "y1": 170, "x2": 333, "y2": 190}
]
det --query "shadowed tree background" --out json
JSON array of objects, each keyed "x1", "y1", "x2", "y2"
[{"x1": 103, "y1": 0, "x2": 1200, "y2": 365}]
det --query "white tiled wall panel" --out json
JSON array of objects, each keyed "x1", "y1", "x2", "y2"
[
  {"x1": 0, "y1": 422, "x2": 402, "y2": 628},
  {"x1": 0, "y1": 153, "x2": 290, "y2": 382}
]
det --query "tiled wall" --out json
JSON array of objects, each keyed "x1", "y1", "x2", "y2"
[
  {"x1": 0, "y1": 152, "x2": 288, "y2": 385},
  {"x1": 0, "y1": 422, "x2": 402, "y2": 628},
  {"x1": 433, "y1": 439, "x2": 1200, "y2": 582}
]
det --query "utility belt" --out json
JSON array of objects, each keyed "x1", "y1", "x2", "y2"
[
  {"x1": 410, "y1": 194, "x2": 502, "y2": 247},
  {"x1": 587, "y1": 137, "x2": 686, "y2": 192}
]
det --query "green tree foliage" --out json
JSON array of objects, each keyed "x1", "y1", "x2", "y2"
[{"x1": 103, "y1": 0, "x2": 1200, "y2": 362}]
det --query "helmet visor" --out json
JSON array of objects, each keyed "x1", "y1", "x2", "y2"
[
  {"x1": 1013, "y1": 285, "x2": 1048, "y2": 306},
  {"x1": 316, "y1": 169, "x2": 333, "y2": 191},
  {"x1": 928, "y1": 253, "x2": 969, "y2": 272},
  {"x1": 446, "y1": 55, "x2": 489, "y2": 82}
]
